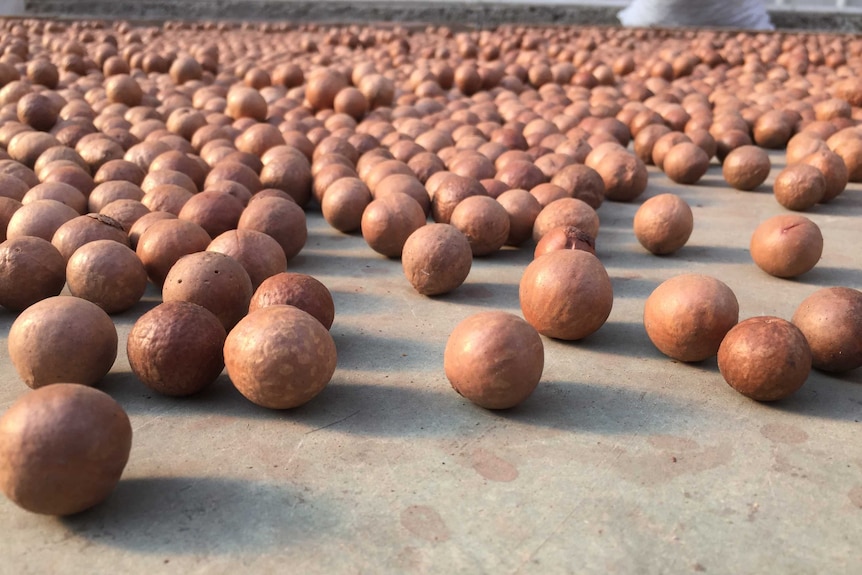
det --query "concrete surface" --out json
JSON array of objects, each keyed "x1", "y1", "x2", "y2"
[
  {"x1": 0, "y1": 153, "x2": 860, "y2": 574},
  {"x1": 20, "y1": 0, "x2": 862, "y2": 31}
]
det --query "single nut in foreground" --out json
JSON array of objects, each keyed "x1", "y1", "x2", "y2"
[
  {"x1": 773, "y1": 164, "x2": 825, "y2": 211},
  {"x1": 718, "y1": 316, "x2": 811, "y2": 401},
  {"x1": 749, "y1": 214, "x2": 822, "y2": 278},
  {"x1": 519, "y1": 250, "x2": 613, "y2": 340},
  {"x1": 0, "y1": 383, "x2": 132, "y2": 515},
  {"x1": 444, "y1": 311, "x2": 544, "y2": 409},
  {"x1": 633, "y1": 193, "x2": 693, "y2": 255},
  {"x1": 224, "y1": 305, "x2": 337, "y2": 409},
  {"x1": 722, "y1": 145, "x2": 771, "y2": 191},
  {"x1": 402, "y1": 223, "x2": 472, "y2": 296},
  {"x1": 127, "y1": 301, "x2": 227, "y2": 397},
  {"x1": 792, "y1": 286, "x2": 862, "y2": 373},
  {"x1": 8, "y1": 296, "x2": 118, "y2": 388},
  {"x1": 644, "y1": 274, "x2": 739, "y2": 362}
]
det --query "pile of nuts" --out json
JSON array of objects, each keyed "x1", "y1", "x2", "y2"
[{"x1": 0, "y1": 17, "x2": 860, "y2": 515}]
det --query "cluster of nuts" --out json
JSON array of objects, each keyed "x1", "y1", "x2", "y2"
[{"x1": 0, "y1": 18, "x2": 860, "y2": 516}]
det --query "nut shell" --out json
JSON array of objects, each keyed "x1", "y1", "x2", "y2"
[
  {"x1": 0, "y1": 384, "x2": 131, "y2": 515},
  {"x1": 402, "y1": 224, "x2": 472, "y2": 296},
  {"x1": 718, "y1": 316, "x2": 811, "y2": 401},
  {"x1": 519, "y1": 250, "x2": 613, "y2": 340},
  {"x1": 633, "y1": 193, "x2": 693, "y2": 255},
  {"x1": 444, "y1": 311, "x2": 544, "y2": 409},
  {"x1": 249, "y1": 272, "x2": 335, "y2": 329},
  {"x1": 750, "y1": 214, "x2": 822, "y2": 278},
  {"x1": 644, "y1": 274, "x2": 738, "y2": 362},
  {"x1": 0, "y1": 236, "x2": 66, "y2": 311},
  {"x1": 127, "y1": 301, "x2": 226, "y2": 396},
  {"x1": 224, "y1": 305, "x2": 337, "y2": 409},
  {"x1": 8, "y1": 296, "x2": 118, "y2": 388},
  {"x1": 792, "y1": 287, "x2": 862, "y2": 373}
]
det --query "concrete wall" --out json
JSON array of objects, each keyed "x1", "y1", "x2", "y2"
[
  {"x1": 0, "y1": 0, "x2": 24, "y2": 15},
  {"x1": 18, "y1": 0, "x2": 862, "y2": 31}
]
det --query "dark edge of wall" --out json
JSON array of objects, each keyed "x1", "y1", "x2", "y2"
[{"x1": 20, "y1": 1, "x2": 862, "y2": 33}]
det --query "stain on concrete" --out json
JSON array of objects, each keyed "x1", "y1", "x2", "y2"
[
  {"x1": 760, "y1": 423, "x2": 809, "y2": 444},
  {"x1": 400, "y1": 505, "x2": 450, "y2": 543},
  {"x1": 647, "y1": 435, "x2": 700, "y2": 452},
  {"x1": 849, "y1": 486, "x2": 862, "y2": 509},
  {"x1": 606, "y1": 440, "x2": 733, "y2": 485},
  {"x1": 470, "y1": 448, "x2": 519, "y2": 482}
]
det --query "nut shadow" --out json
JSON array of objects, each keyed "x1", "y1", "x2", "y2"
[
  {"x1": 798, "y1": 265, "x2": 862, "y2": 288},
  {"x1": 492, "y1": 379, "x2": 700, "y2": 435},
  {"x1": 755, "y1": 369, "x2": 862, "y2": 422},
  {"x1": 432, "y1": 281, "x2": 522, "y2": 310},
  {"x1": 600, "y1": 237, "x2": 751, "y2": 268},
  {"x1": 288, "y1": 251, "x2": 401, "y2": 279},
  {"x1": 60, "y1": 475, "x2": 337, "y2": 554},
  {"x1": 97, "y1": 372, "x2": 286, "y2": 422},
  {"x1": 332, "y1": 328, "x2": 439, "y2": 374},
  {"x1": 547, "y1": 320, "x2": 656, "y2": 359},
  {"x1": 610, "y1": 275, "x2": 661, "y2": 299}
]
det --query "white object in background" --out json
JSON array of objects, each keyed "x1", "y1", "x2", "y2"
[
  {"x1": 0, "y1": 0, "x2": 24, "y2": 16},
  {"x1": 618, "y1": 0, "x2": 774, "y2": 29}
]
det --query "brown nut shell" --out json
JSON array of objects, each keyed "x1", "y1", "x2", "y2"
[
  {"x1": 792, "y1": 287, "x2": 862, "y2": 373},
  {"x1": 402, "y1": 223, "x2": 472, "y2": 296},
  {"x1": 533, "y1": 225, "x2": 596, "y2": 258},
  {"x1": 750, "y1": 214, "x2": 822, "y2": 278},
  {"x1": 444, "y1": 311, "x2": 544, "y2": 409},
  {"x1": 449, "y1": 195, "x2": 510, "y2": 256},
  {"x1": 162, "y1": 251, "x2": 253, "y2": 331},
  {"x1": 0, "y1": 236, "x2": 66, "y2": 311},
  {"x1": 224, "y1": 305, "x2": 337, "y2": 409},
  {"x1": 127, "y1": 301, "x2": 226, "y2": 396},
  {"x1": 633, "y1": 193, "x2": 693, "y2": 255},
  {"x1": 519, "y1": 250, "x2": 613, "y2": 340},
  {"x1": 718, "y1": 316, "x2": 811, "y2": 401},
  {"x1": 66, "y1": 239, "x2": 147, "y2": 314},
  {"x1": 249, "y1": 272, "x2": 335, "y2": 330},
  {"x1": 644, "y1": 274, "x2": 738, "y2": 362},
  {"x1": 361, "y1": 194, "x2": 426, "y2": 258},
  {"x1": 8, "y1": 296, "x2": 118, "y2": 388},
  {"x1": 0, "y1": 384, "x2": 131, "y2": 515},
  {"x1": 722, "y1": 145, "x2": 771, "y2": 191},
  {"x1": 773, "y1": 164, "x2": 825, "y2": 211}
]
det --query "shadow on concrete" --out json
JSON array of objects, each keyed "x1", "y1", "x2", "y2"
[
  {"x1": 493, "y1": 379, "x2": 698, "y2": 435},
  {"x1": 603, "y1": 243, "x2": 751, "y2": 268},
  {"x1": 61, "y1": 475, "x2": 337, "y2": 554},
  {"x1": 433, "y1": 281, "x2": 521, "y2": 310},
  {"x1": 811, "y1": 189, "x2": 862, "y2": 214},
  {"x1": 554, "y1": 321, "x2": 655, "y2": 359},
  {"x1": 798, "y1": 265, "x2": 862, "y2": 288},
  {"x1": 767, "y1": 370, "x2": 862, "y2": 422},
  {"x1": 610, "y1": 275, "x2": 661, "y2": 299},
  {"x1": 333, "y1": 329, "x2": 440, "y2": 374}
]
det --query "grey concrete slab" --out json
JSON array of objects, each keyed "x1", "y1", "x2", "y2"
[{"x1": 1, "y1": 156, "x2": 860, "y2": 574}]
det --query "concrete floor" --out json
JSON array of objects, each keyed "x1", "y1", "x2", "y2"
[{"x1": 1, "y1": 155, "x2": 861, "y2": 573}]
